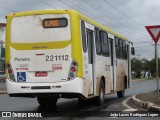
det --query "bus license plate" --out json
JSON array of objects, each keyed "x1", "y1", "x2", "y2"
[{"x1": 35, "y1": 71, "x2": 48, "y2": 77}]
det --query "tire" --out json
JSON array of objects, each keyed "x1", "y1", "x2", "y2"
[
  {"x1": 78, "y1": 98, "x2": 85, "y2": 105},
  {"x1": 117, "y1": 90, "x2": 125, "y2": 98},
  {"x1": 96, "y1": 80, "x2": 105, "y2": 106},
  {"x1": 37, "y1": 97, "x2": 58, "y2": 106}
]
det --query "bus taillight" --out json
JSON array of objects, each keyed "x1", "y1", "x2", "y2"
[
  {"x1": 72, "y1": 61, "x2": 77, "y2": 66},
  {"x1": 7, "y1": 62, "x2": 15, "y2": 82},
  {"x1": 8, "y1": 69, "x2": 12, "y2": 74},
  {"x1": 71, "y1": 67, "x2": 76, "y2": 72},
  {"x1": 68, "y1": 59, "x2": 78, "y2": 81}
]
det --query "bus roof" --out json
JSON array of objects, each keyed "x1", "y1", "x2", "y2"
[
  {"x1": 7, "y1": 9, "x2": 128, "y2": 40},
  {"x1": 78, "y1": 12, "x2": 128, "y2": 41}
]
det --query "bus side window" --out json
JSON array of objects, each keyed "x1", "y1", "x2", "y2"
[
  {"x1": 123, "y1": 40, "x2": 127, "y2": 60},
  {"x1": 95, "y1": 27, "x2": 101, "y2": 55},
  {"x1": 81, "y1": 21, "x2": 87, "y2": 53},
  {"x1": 115, "y1": 37, "x2": 120, "y2": 59},
  {"x1": 102, "y1": 32, "x2": 109, "y2": 57},
  {"x1": 119, "y1": 38, "x2": 123, "y2": 59},
  {"x1": 87, "y1": 29, "x2": 94, "y2": 64},
  {"x1": 115, "y1": 37, "x2": 119, "y2": 47}
]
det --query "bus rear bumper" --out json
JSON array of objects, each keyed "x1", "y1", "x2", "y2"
[{"x1": 6, "y1": 77, "x2": 86, "y2": 98}]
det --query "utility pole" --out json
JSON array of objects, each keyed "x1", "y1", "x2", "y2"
[
  {"x1": 155, "y1": 43, "x2": 159, "y2": 101},
  {"x1": 136, "y1": 54, "x2": 141, "y2": 60}
]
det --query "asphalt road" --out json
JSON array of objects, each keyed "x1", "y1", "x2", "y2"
[
  {"x1": 0, "y1": 81, "x2": 6, "y2": 91},
  {"x1": 0, "y1": 80, "x2": 159, "y2": 120}
]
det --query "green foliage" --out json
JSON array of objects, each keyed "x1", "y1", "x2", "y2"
[
  {"x1": 131, "y1": 57, "x2": 160, "y2": 78},
  {"x1": 148, "y1": 58, "x2": 160, "y2": 77}
]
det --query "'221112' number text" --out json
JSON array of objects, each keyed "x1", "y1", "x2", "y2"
[{"x1": 45, "y1": 55, "x2": 69, "y2": 61}]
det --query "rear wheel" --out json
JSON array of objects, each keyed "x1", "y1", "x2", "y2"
[
  {"x1": 117, "y1": 77, "x2": 126, "y2": 98},
  {"x1": 78, "y1": 98, "x2": 86, "y2": 105},
  {"x1": 117, "y1": 90, "x2": 125, "y2": 98},
  {"x1": 96, "y1": 80, "x2": 105, "y2": 106},
  {"x1": 37, "y1": 97, "x2": 58, "y2": 106}
]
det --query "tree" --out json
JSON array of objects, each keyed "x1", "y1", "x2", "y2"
[
  {"x1": 131, "y1": 57, "x2": 160, "y2": 78},
  {"x1": 148, "y1": 58, "x2": 160, "y2": 77},
  {"x1": 131, "y1": 57, "x2": 143, "y2": 78},
  {"x1": 141, "y1": 58, "x2": 150, "y2": 72}
]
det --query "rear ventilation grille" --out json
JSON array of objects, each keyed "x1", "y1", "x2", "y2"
[{"x1": 31, "y1": 86, "x2": 50, "y2": 89}]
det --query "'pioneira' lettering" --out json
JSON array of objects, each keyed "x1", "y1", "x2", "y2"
[{"x1": 14, "y1": 58, "x2": 30, "y2": 61}]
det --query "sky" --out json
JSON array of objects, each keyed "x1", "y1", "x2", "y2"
[{"x1": 0, "y1": 0, "x2": 160, "y2": 60}]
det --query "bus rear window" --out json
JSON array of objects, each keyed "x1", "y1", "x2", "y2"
[
  {"x1": 11, "y1": 14, "x2": 71, "y2": 43},
  {"x1": 43, "y1": 18, "x2": 68, "y2": 28}
]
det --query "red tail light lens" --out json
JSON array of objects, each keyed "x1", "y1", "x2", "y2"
[
  {"x1": 8, "y1": 69, "x2": 12, "y2": 74},
  {"x1": 71, "y1": 67, "x2": 76, "y2": 72}
]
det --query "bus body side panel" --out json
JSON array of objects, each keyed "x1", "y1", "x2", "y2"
[
  {"x1": 81, "y1": 21, "x2": 96, "y2": 96},
  {"x1": 70, "y1": 12, "x2": 89, "y2": 98},
  {"x1": 71, "y1": 11, "x2": 83, "y2": 79},
  {"x1": 123, "y1": 59, "x2": 129, "y2": 88},
  {"x1": 79, "y1": 21, "x2": 90, "y2": 97},
  {"x1": 117, "y1": 59, "x2": 128, "y2": 91},
  {"x1": 95, "y1": 33, "x2": 112, "y2": 96},
  {"x1": 115, "y1": 60, "x2": 125, "y2": 91},
  {"x1": 115, "y1": 53, "x2": 129, "y2": 91},
  {"x1": 96, "y1": 56, "x2": 112, "y2": 95}
]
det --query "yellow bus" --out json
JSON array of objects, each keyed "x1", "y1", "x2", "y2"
[{"x1": 6, "y1": 10, "x2": 135, "y2": 106}]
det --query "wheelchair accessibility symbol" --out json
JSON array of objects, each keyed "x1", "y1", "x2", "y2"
[{"x1": 17, "y1": 72, "x2": 26, "y2": 82}]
